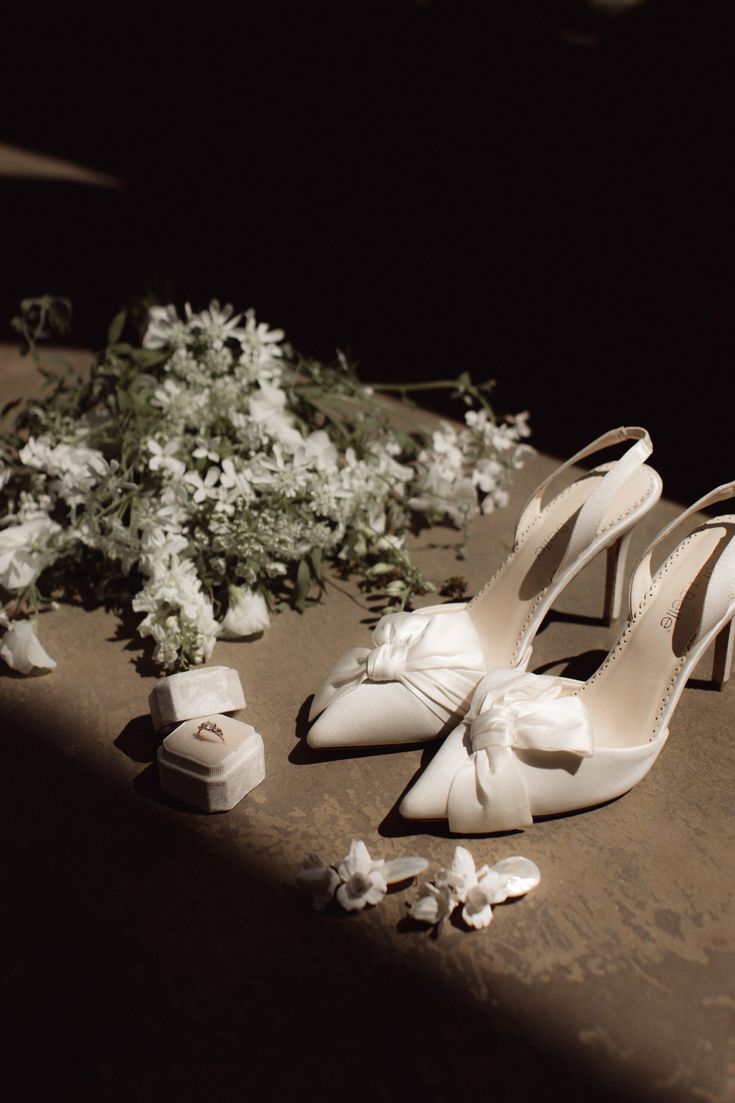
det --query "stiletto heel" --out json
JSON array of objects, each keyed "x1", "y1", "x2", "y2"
[
  {"x1": 603, "y1": 529, "x2": 633, "y2": 625},
  {"x1": 399, "y1": 483, "x2": 735, "y2": 832},
  {"x1": 712, "y1": 618, "x2": 734, "y2": 689},
  {"x1": 308, "y1": 427, "x2": 662, "y2": 749}
]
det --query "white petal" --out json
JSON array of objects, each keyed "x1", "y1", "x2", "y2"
[
  {"x1": 363, "y1": 876, "x2": 388, "y2": 906},
  {"x1": 296, "y1": 867, "x2": 332, "y2": 889},
  {"x1": 382, "y1": 857, "x2": 429, "y2": 885},
  {"x1": 491, "y1": 856, "x2": 541, "y2": 898},
  {"x1": 336, "y1": 882, "x2": 368, "y2": 911},
  {"x1": 462, "y1": 899, "x2": 493, "y2": 930},
  {"x1": 409, "y1": 896, "x2": 441, "y2": 924},
  {"x1": 0, "y1": 620, "x2": 56, "y2": 675},
  {"x1": 346, "y1": 839, "x2": 372, "y2": 876},
  {"x1": 301, "y1": 852, "x2": 328, "y2": 871},
  {"x1": 477, "y1": 869, "x2": 508, "y2": 905},
  {"x1": 451, "y1": 845, "x2": 478, "y2": 884}
]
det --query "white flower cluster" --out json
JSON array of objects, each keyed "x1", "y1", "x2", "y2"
[
  {"x1": 0, "y1": 299, "x2": 531, "y2": 673},
  {"x1": 408, "y1": 846, "x2": 540, "y2": 930},
  {"x1": 410, "y1": 409, "x2": 531, "y2": 527}
]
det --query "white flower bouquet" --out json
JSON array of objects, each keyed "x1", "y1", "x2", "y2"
[{"x1": 0, "y1": 295, "x2": 530, "y2": 673}]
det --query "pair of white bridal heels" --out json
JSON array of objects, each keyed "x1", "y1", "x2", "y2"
[{"x1": 307, "y1": 427, "x2": 735, "y2": 833}]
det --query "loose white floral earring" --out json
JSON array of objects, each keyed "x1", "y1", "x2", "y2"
[
  {"x1": 297, "y1": 840, "x2": 428, "y2": 912},
  {"x1": 409, "y1": 847, "x2": 540, "y2": 931}
]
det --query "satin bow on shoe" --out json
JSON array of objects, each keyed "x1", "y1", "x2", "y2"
[
  {"x1": 307, "y1": 604, "x2": 488, "y2": 747},
  {"x1": 407, "y1": 669, "x2": 594, "y2": 833}
]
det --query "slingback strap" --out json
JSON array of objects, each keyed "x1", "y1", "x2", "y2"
[
  {"x1": 514, "y1": 427, "x2": 653, "y2": 577},
  {"x1": 629, "y1": 482, "x2": 735, "y2": 642}
]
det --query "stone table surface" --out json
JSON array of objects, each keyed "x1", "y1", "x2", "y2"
[{"x1": 1, "y1": 346, "x2": 733, "y2": 1103}]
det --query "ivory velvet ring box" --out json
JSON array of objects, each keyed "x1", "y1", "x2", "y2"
[
  {"x1": 157, "y1": 714, "x2": 265, "y2": 813},
  {"x1": 149, "y1": 665, "x2": 246, "y2": 733}
]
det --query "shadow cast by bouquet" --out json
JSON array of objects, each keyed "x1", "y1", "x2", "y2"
[{"x1": 110, "y1": 613, "x2": 161, "y2": 678}]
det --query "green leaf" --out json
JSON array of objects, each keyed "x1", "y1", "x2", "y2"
[
  {"x1": 293, "y1": 558, "x2": 311, "y2": 613},
  {"x1": 0, "y1": 397, "x2": 21, "y2": 422},
  {"x1": 133, "y1": 349, "x2": 169, "y2": 368},
  {"x1": 107, "y1": 310, "x2": 126, "y2": 346},
  {"x1": 309, "y1": 546, "x2": 324, "y2": 589}
]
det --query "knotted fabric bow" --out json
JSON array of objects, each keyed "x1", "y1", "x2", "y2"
[
  {"x1": 447, "y1": 669, "x2": 593, "y2": 833},
  {"x1": 309, "y1": 604, "x2": 487, "y2": 724}
]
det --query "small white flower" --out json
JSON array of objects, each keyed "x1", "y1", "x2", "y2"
[
  {"x1": 299, "y1": 841, "x2": 428, "y2": 914},
  {"x1": 238, "y1": 308, "x2": 285, "y2": 373},
  {"x1": 218, "y1": 586, "x2": 270, "y2": 638},
  {"x1": 292, "y1": 430, "x2": 339, "y2": 473},
  {"x1": 248, "y1": 383, "x2": 302, "y2": 449},
  {"x1": 509, "y1": 410, "x2": 531, "y2": 439},
  {"x1": 336, "y1": 839, "x2": 388, "y2": 911},
  {"x1": 148, "y1": 439, "x2": 186, "y2": 479},
  {"x1": 297, "y1": 853, "x2": 341, "y2": 911},
  {"x1": 182, "y1": 466, "x2": 221, "y2": 504},
  {"x1": 190, "y1": 300, "x2": 248, "y2": 350},
  {"x1": 462, "y1": 879, "x2": 497, "y2": 930},
  {"x1": 219, "y1": 458, "x2": 253, "y2": 501},
  {"x1": 0, "y1": 516, "x2": 61, "y2": 591},
  {"x1": 408, "y1": 882, "x2": 455, "y2": 927},
  {"x1": 0, "y1": 619, "x2": 56, "y2": 674},
  {"x1": 191, "y1": 440, "x2": 220, "y2": 462},
  {"x1": 143, "y1": 304, "x2": 190, "y2": 350},
  {"x1": 435, "y1": 845, "x2": 488, "y2": 903}
]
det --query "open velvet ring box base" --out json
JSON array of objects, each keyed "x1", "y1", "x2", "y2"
[{"x1": 157, "y1": 714, "x2": 265, "y2": 813}]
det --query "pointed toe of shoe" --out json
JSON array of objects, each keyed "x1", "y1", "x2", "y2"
[
  {"x1": 307, "y1": 705, "x2": 350, "y2": 748},
  {"x1": 398, "y1": 774, "x2": 450, "y2": 821},
  {"x1": 307, "y1": 682, "x2": 448, "y2": 749},
  {"x1": 399, "y1": 723, "x2": 470, "y2": 821},
  {"x1": 398, "y1": 787, "x2": 438, "y2": 821}
]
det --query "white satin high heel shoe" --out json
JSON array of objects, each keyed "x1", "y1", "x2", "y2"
[
  {"x1": 399, "y1": 484, "x2": 735, "y2": 832},
  {"x1": 307, "y1": 427, "x2": 662, "y2": 749}
]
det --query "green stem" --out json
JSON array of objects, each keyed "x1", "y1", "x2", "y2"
[{"x1": 371, "y1": 379, "x2": 464, "y2": 392}]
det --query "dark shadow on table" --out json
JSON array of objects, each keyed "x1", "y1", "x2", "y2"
[{"x1": 3, "y1": 694, "x2": 672, "y2": 1103}]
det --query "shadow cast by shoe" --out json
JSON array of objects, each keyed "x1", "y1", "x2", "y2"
[
  {"x1": 532, "y1": 648, "x2": 608, "y2": 681},
  {"x1": 533, "y1": 792, "x2": 626, "y2": 824},
  {"x1": 536, "y1": 608, "x2": 609, "y2": 634},
  {"x1": 686, "y1": 676, "x2": 723, "y2": 693}
]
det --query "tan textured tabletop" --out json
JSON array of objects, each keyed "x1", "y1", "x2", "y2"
[{"x1": 2, "y1": 346, "x2": 733, "y2": 1103}]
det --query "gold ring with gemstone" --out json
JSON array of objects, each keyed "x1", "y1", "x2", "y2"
[{"x1": 195, "y1": 719, "x2": 225, "y2": 742}]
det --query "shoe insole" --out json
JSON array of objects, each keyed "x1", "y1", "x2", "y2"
[
  {"x1": 468, "y1": 464, "x2": 658, "y2": 667},
  {"x1": 577, "y1": 518, "x2": 735, "y2": 749}
]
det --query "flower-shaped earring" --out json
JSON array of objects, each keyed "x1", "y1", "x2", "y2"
[
  {"x1": 297, "y1": 840, "x2": 428, "y2": 912},
  {"x1": 409, "y1": 846, "x2": 540, "y2": 930}
]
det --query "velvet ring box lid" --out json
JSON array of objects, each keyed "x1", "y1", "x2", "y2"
[
  {"x1": 149, "y1": 666, "x2": 246, "y2": 733},
  {"x1": 157, "y1": 714, "x2": 265, "y2": 813}
]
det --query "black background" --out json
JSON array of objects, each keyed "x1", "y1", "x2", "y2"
[{"x1": 1, "y1": 0, "x2": 733, "y2": 501}]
